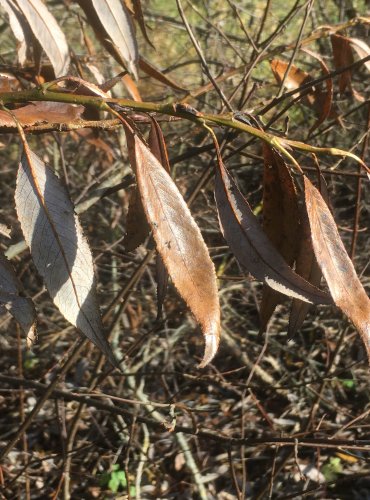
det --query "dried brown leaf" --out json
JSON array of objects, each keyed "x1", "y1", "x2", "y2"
[
  {"x1": 270, "y1": 59, "x2": 310, "y2": 90},
  {"x1": 304, "y1": 177, "x2": 370, "y2": 362},
  {"x1": 348, "y1": 37, "x2": 370, "y2": 72},
  {"x1": 214, "y1": 159, "x2": 332, "y2": 305},
  {"x1": 330, "y1": 33, "x2": 363, "y2": 100},
  {"x1": 14, "y1": 0, "x2": 70, "y2": 77},
  {"x1": 259, "y1": 145, "x2": 299, "y2": 332},
  {"x1": 77, "y1": 0, "x2": 138, "y2": 78},
  {"x1": 288, "y1": 174, "x2": 330, "y2": 336},
  {"x1": 134, "y1": 135, "x2": 220, "y2": 367},
  {"x1": 15, "y1": 142, "x2": 118, "y2": 367},
  {"x1": 302, "y1": 48, "x2": 333, "y2": 134},
  {"x1": 123, "y1": 185, "x2": 150, "y2": 251},
  {"x1": 148, "y1": 118, "x2": 171, "y2": 317},
  {"x1": 138, "y1": 57, "x2": 188, "y2": 92},
  {"x1": 0, "y1": 102, "x2": 84, "y2": 127}
]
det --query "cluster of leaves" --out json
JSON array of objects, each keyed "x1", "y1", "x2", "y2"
[{"x1": 0, "y1": 0, "x2": 369, "y2": 369}]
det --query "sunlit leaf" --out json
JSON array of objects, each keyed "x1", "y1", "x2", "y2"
[
  {"x1": 214, "y1": 159, "x2": 332, "y2": 305},
  {"x1": 78, "y1": 0, "x2": 138, "y2": 78},
  {"x1": 134, "y1": 134, "x2": 220, "y2": 367},
  {"x1": 0, "y1": 0, "x2": 29, "y2": 64},
  {"x1": 270, "y1": 59, "x2": 310, "y2": 90},
  {"x1": 15, "y1": 142, "x2": 117, "y2": 367},
  {"x1": 0, "y1": 251, "x2": 36, "y2": 346},
  {"x1": 270, "y1": 57, "x2": 333, "y2": 130},
  {"x1": 304, "y1": 177, "x2": 370, "y2": 362},
  {"x1": 348, "y1": 37, "x2": 370, "y2": 72},
  {"x1": 14, "y1": 0, "x2": 70, "y2": 77}
]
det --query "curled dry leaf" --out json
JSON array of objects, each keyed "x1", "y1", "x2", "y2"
[
  {"x1": 270, "y1": 59, "x2": 310, "y2": 90},
  {"x1": 78, "y1": 0, "x2": 138, "y2": 78},
  {"x1": 14, "y1": 0, "x2": 70, "y2": 77},
  {"x1": 259, "y1": 145, "x2": 299, "y2": 332},
  {"x1": 0, "y1": 251, "x2": 36, "y2": 346},
  {"x1": 0, "y1": 102, "x2": 84, "y2": 127},
  {"x1": 134, "y1": 134, "x2": 220, "y2": 367},
  {"x1": 270, "y1": 57, "x2": 333, "y2": 131},
  {"x1": 15, "y1": 143, "x2": 118, "y2": 367},
  {"x1": 304, "y1": 177, "x2": 370, "y2": 362},
  {"x1": 214, "y1": 159, "x2": 332, "y2": 305}
]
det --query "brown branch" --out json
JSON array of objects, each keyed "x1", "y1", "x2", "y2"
[{"x1": 1, "y1": 374, "x2": 369, "y2": 451}]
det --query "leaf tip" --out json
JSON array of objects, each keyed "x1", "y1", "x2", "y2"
[{"x1": 198, "y1": 332, "x2": 220, "y2": 368}]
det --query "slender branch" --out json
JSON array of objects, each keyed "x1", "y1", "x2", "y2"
[{"x1": 0, "y1": 374, "x2": 369, "y2": 451}]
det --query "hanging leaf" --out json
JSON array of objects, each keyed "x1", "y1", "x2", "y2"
[
  {"x1": 0, "y1": 102, "x2": 84, "y2": 127},
  {"x1": 148, "y1": 117, "x2": 171, "y2": 174},
  {"x1": 15, "y1": 142, "x2": 118, "y2": 367},
  {"x1": 259, "y1": 145, "x2": 299, "y2": 332},
  {"x1": 330, "y1": 33, "x2": 363, "y2": 100},
  {"x1": 148, "y1": 118, "x2": 171, "y2": 318},
  {"x1": 77, "y1": 0, "x2": 138, "y2": 78},
  {"x1": 0, "y1": 0, "x2": 30, "y2": 65},
  {"x1": 304, "y1": 177, "x2": 370, "y2": 362},
  {"x1": 288, "y1": 173, "x2": 330, "y2": 337},
  {"x1": 270, "y1": 59, "x2": 310, "y2": 90},
  {"x1": 133, "y1": 134, "x2": 220, "y2": 367},
  {"x1": 14, "y1": 0, "x2": 70, "y2": 77},
  {"x1": 131, "y1": 0, "x2": 154, "y2": 48},
  {"x1": 301, "y1": 48, "x2": 333, "y2": 134},
  {"x1": 349, "y1": 37, "x2": 370, "y2": 72},
  {"x1": 0, "y1": 251, "x2": 36, "y2": 346},
  {"x1": 270, "y1": 57, "x2": 333, "y2": 130},
  {"x1": 123, "y1": 186, "x2": 150, "y2": 251},
  {"x1": 214, "y1": 159, "x2": 332, "y2": 305},
  {"x1": 138, "y1": 57, "x2": 188, "y2": 92}
]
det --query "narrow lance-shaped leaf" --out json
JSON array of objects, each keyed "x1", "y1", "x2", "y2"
[
  {"x1": 148, "y1": 118, "x2": 171, "y2": 319},
  {"x1": 78, "y1": 0, "x2": 138, "y2": 78},
  {"x1": 304, "y1": 177, "x2": 370, "y2": 362},
  {"x1": 14, "y1": 0, "x2": 70, "y2": 77},
  {"x1": 288, "y1": 173, "x2": 329, "y2": 337},
  {"x1": 15, "y1": 143, "x2": 118, "y2": 367},
  {"x1": 0, "y1": 0, "x2": 29, "y2": 64},
  {"x1": 0, "y1": 251, "x2": 36, "y2": 346},
  {"x1": 214, "y1": 159, "x2": 332, "y2": 305},
  {"x1": 133, "y1": 134, "x2": 220, "y2": 367},
  {"x1": 330, "y1": 33, "x2": 363, "y2": 101},
  {"x1": 259, "y1": 145, "x2": 299, "y2": 332},
  {"x1": 349, "y1": 37, "x2": 370, "y2": 72}
]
